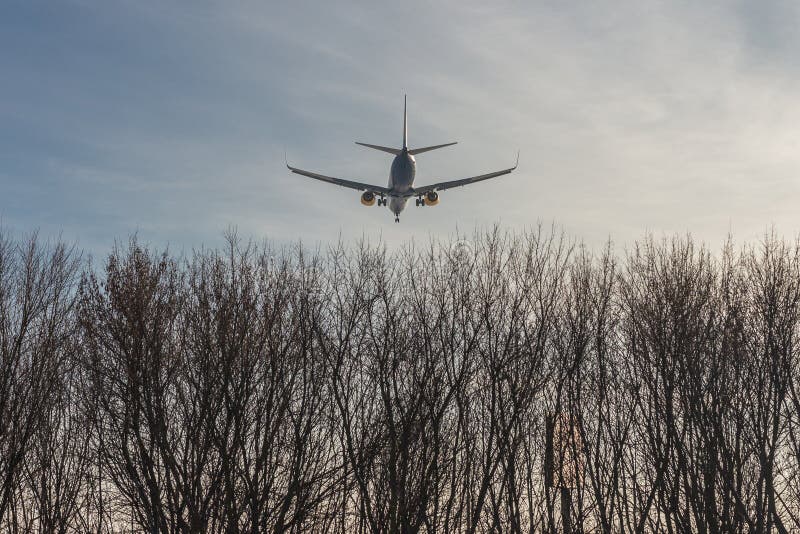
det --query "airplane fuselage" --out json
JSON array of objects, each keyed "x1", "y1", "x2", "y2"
[{"x1": 387, "y1": 150, "x2": 416, "y2": 216}]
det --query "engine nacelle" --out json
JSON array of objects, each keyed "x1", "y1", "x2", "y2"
[
  {"x1": 423, "y1": 191, "x2": 439, "y2": 206},
  {"x1": 360, "y1": 191, "x2": 376, "y2": 206}
]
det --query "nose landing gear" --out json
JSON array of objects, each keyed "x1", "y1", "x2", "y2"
[{"x1": 395, "y1": 216, "x2": 400, "y2": 223}]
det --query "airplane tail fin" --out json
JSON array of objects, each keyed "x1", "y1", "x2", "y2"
[
  {"x1": 355, "y1": 142, "x2": 401, "y2": 155},
  {"x1": 403, "y1": 94, "x2": 408, "y2": 150},
  {"x1": 408, "y1": 142, "x2": 458, "y2": 155},
  {"x1": 355, "y1": 96, "x2": 456, "y2": 156}
]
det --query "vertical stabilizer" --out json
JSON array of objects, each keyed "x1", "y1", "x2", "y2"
[{"x1": 402, "y1": 95, "x2": 408, "y2": 150}]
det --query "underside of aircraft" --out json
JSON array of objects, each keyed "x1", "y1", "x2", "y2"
[{"x1": 287, "y1": 96, "x2": 518, "y2": 222}]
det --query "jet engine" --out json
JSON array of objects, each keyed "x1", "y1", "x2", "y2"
[
  {"x1": 360, "y1": 191, "x2": 376, "y2": 206},
  {"x1": 424, "y1": 191, "x2": 439, "y2": 206}
]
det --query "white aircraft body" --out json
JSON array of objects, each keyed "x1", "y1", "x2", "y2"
[{"x1": 287, "y1": 96, "x2": 518, "y2": 222}]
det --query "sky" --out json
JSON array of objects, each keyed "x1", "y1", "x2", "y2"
[{"x1": 2, "y1": 1, "x2": 800, "y2": 258}]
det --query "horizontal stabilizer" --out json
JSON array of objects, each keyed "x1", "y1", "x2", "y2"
[
  {"x1": 355, "y1": 142, "x2": 401, "y2": 155},
  {"x1": 408, "y1": 142, "x2": 457, "y2": 155}
]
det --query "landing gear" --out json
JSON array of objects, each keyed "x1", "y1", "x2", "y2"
[
  {"x1": 395, "y1": 216, "x2": 400, "y2": 223},
  {"x1": 415, "y1": 197, "x2": 424, "y2": 207},
  {"x1": 378, "y1": 197, "x2": 387, "y2": 206}
]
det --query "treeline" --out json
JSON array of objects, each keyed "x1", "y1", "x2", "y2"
[{"x1": 2, "y1": 227, "x2": 800, "y2": 533}]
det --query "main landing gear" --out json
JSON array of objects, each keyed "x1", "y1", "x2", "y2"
[{"x1": 378, "y1": 197, "x2": 387, "y2": 206}]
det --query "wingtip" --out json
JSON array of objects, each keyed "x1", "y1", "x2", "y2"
[
  {"x1": 514, "y1": 150, "x2": 520, "y2": 168},
  {"x1": 285, "y1": 152, "x2": 297, "y2": 172}
]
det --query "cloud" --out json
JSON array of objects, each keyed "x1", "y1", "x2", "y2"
[{"x1": 2, "y1": 1, "x2": 800, "y2": 256}]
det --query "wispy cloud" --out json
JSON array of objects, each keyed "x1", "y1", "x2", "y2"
[{"x1": 2, "y1": 1, "x2": 799, "y2": 255}]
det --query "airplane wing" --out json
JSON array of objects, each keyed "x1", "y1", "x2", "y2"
[
  {"x1": 287, "y1": 164, "x2": 391, "y2": 195},
  {"x1": 402, "y1": 154, "x2": 519, "y2": 197}
]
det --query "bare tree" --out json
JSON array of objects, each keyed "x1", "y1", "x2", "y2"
[
  {"x1": 0, "y1": 231, "x2": 80, "y2": 531},
  {"x1": 6, "y1": 227, "x2": 800, "y2": 532}
]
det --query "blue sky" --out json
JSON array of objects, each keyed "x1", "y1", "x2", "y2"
[{"x1": 2, "y1": 1, "x2": 800, "y2": 257}]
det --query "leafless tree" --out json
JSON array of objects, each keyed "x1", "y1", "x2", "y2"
[
  {"x1": 0, "y1": 231, "x2": 81, "y2": 531},
  {"x1": 6, "y1": 227, "x2": 800, "y2": 532}
]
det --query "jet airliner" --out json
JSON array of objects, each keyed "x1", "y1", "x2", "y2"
[{"x1": 287, "y1": 96, "x2": 518, "y2": 222}]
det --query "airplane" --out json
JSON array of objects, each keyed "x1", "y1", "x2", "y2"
[{"x1": 287, "y1": 96, "x2": 518, "y2": 223}]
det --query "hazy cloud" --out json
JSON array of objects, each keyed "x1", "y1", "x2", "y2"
[{"x1": 2, "y1": 1, "x2": 799, "y2": 255}]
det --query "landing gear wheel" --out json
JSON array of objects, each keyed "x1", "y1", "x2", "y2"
[{"x1": 395, "y1": 216, "x2": 400, "y2": 223}]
